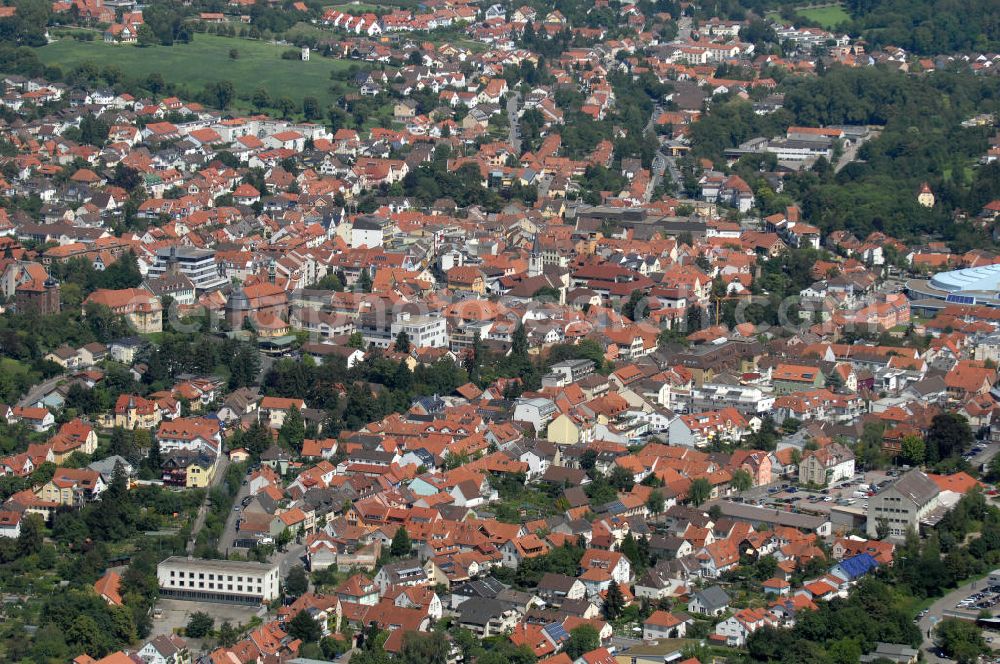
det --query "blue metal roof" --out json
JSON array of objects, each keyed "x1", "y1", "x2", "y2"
[{"x1": 838, "y1": 552, "x2": 878, "y2": 579}]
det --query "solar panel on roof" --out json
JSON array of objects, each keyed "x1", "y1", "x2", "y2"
[
  {"x1": 946, "y1": 294, "x2": 976, "y2": 305},
  {"x1": 544, "y1": 623, "x2": 569, "y2": 641}
]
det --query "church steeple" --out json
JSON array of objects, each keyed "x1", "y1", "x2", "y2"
[{"x1": 528, "y1": 233, "x2": 542, "y2": 278}]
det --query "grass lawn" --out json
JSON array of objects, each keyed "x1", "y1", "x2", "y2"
[
  {"x1": 36, "y1": 34, "x2": 364, "y2": 111},
  {"x1": 795, "y1": 4, "x2": 851, "y2": 28}
]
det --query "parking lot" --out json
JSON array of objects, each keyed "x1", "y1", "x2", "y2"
[
  {"x1": 956, "y1": 585, "x2": 1000, "y2": 612},
  {"x1": 736, "y1": 470, "x2": 894, "y2": 515},
  {"x1": 149, "y1": 598, "x2": 265, "y2": 644}
]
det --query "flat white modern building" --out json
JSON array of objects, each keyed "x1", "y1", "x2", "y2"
[
  {"x1": 390, "y1": 312, "x2": 448, "y2": 348},
  {"x1": 690, "y1": 383, "x2": 775, "y2": 415},
  {"x1": 147, "y1": 247, "x2": 228, "y2": 292},
  {"x1": 157, "y1": 556, "x2": 280, "y2": 605}
]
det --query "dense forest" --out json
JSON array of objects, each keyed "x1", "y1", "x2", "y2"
[
  {"x1": 687, "y1": 65, "x2": 1000, "y2": 243},
  {"x1": 756, "y1": 0, "x2": 999, "y2": 55},
  {"x1": 843, "y1": 0, "x2": 1000, "y2": 54}
]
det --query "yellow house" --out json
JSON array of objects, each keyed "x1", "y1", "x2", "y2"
[
  {"x1": 84, "y1": 288, "x2": 163, "y2": 334},
  {"x1": 185, "y1": 457, "x2": 217, "y2": 488},
  {"x1": 446, "y1": 266, "x2": 486, "y2": 295},
  {"x1": 547, "y1": 412, "x2": 593, "y2": 445},
  {"x1": 37, "y1": 468, "x2": 105, "y2": 506},
  {"x1": 114, "y1": 394, "x2": 162, "y2": 430},
  {"x1": 49, "y1": 419, "x2": 99, "y2": 464}
]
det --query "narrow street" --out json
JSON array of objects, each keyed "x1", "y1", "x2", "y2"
[
  {"x1": 219, "y1": 475, "x2": 252, "y2": 556},
  {"x1": 16, "y1": 375, "x2": 64, "y2": 408},
  {"x1": 507, "y1": 92, "x2": 522, "y2": 154}
]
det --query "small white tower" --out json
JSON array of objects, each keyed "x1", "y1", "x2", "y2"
[
  {"x1": 917, "y1": 182, "x2": 934, "y2": 208},
  {"x1": 301, "y1": 47, "x2": 310, "y2": 62},
  {"x1": 528, "y1": 234, "x2": 543, "y2": 278}
]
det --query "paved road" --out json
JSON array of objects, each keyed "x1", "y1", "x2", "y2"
[
  {"x1": 17, "y1": 375, "x2": 64, "y2": 408},
  {"x1": 275, "y1": 543, "x2": 307, "y2": 578},
  {"x1": 220, "y1": 474, "x2": 252, "y2": 556},
  {"x1": 507, "y1": 92, "x2": 522, "y2": 154},
  {"x1": 644, "y1": 104, "x2": 661, "y2": 135},
  {"x1": 656, "y1": 151, "x2": 684, "y2": 195},
  {"x1": 918, "y1": 577, "x2": 990, "y2": 663},
  {"x1": 186, "y1": 454, "x2": 231, "y2": 554},
  {"x1": 611, "y1": 635, "x2": 643, "y2": 650},
  {"x1": 834, "y1": 130, "x2": 879, "y2": 173}
]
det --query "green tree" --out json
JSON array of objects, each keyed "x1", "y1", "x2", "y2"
[
  {"x1": 357, "y1": 269, "x2": 373, "y2": 293},
  {"x1": 608, "y1": 465, "x2": 635, "y2": 492},
  {"x1": 935, "y1": 618, "x2": 986, "y2": 664},
  {"x1": 285, "y1": 565, "x2": 309, "y2": 596},
  {"x1": 899, "y1": 434, "x2": 925, "y2": 466},
  {"x1": 732, "y1": 468, "x2": 753, "y2": 492},
  {"x1": 602, "y1": 581, "x2": 625, "y2": 620},
  {"x1": 276, "y1": 96, "x2": 296, "y2": 118},
  {"x1": 186, "y1": 611, "x2": 214, "y2": 638},
  {"x1": 208, "y1": 80, "x2": 235, "y2": 110},
  {"x1": 252, "y1": 87, "x2": 272, "y2": 112},
  {"x1": 218, "y1": 620, "x2": 240, "y2": 647},
  {"x1": 619, "y1": 532, "x2": 645, "y2": 570},
  {"x1": 621, "y1": 289, "x2": 644, "y2": 321},
  {"x1": 287, "y1": 609, "x2": 322, "y2": 642},
  {"x1": 925, "y1": 413, "x2": 973, "y2": 463},
  {"x1": 78, "y1": 114, "x2": 110, "y2": 146},
  {"x1": 400, "y1": 631, "x2": 450, "y2": 664},
  {"x1": 137, "y1": 24, "x2": 158, "y2": 47},
  {"x1": 688, "y1": 477, "x2": 712, "y2": 506},
  {"x1": 302, "y1": 96, "x2": 321, "y2": 121},
  {"x1": 564, "y1": 624, "x2": 600, "y2": 658},
  {"x1": 17, "y1": 512, "x2": 44, "y2": 557},
  {"x1": 394, "y1": 330, "x2": 411, "y2": 353},
  {"x1": 646, "y1": 489, "x2": 665, "y2": 515},
  {"x1": 390, "y1": 526, "x2": 412, "y2": 557},
  {"x1": 279, "y1": 406, "x2": 306, "y2": 450},
  {"x1": 511, "y1": 322, "x2": 529, "y2": 358}
]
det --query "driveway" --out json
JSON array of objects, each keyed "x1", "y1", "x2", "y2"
[{"x1": 834, "y1": 130, "x2": 879, "y2": 173}]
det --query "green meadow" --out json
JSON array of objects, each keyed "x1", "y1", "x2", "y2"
[{"x1": 37, "y1": 34, "x2": 363, "y2": 110}]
